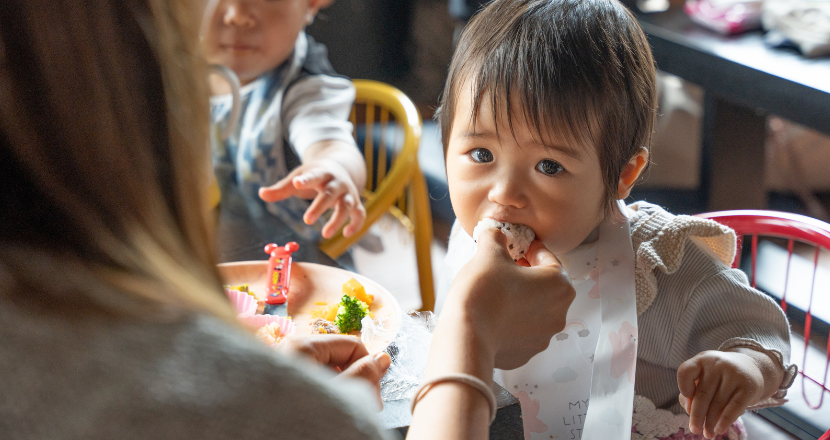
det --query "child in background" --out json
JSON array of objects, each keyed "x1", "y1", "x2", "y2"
[
  {"x1": 204, "y1": 0, "x2": 366, "y2": 240},
  {"x1": 437, "y1": 1, "x2": 796, "y2": 439}
]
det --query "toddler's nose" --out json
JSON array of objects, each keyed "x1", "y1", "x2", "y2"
[
  {"x1": 224, "y1": 2, "x2": 255, "y2": 28},
  {"x1": 488, "y1": 178, "x2": 527, "y2": 209}
]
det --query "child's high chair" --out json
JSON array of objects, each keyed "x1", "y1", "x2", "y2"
[
  {"x1": 698, "y1": 210, "x2": 830, "y2": 439},
  {"x1": 319, "y1": 80, "x2": 435, "y2": 311}
]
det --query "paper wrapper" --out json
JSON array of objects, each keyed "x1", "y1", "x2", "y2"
[{"x1": 225, "y1": 288, "x2": 257, "y2": 317}]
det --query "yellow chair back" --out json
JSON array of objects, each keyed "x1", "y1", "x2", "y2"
[{"x1": 320, "y1": 80, "x2": 435, "y2": 311}]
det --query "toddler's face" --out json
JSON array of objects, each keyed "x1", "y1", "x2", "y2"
[
  {"x1": 446, "y1": 84, "x2": 607, "y2": 256},
  {"x1": 204, "y1": 0, "x2": 319, "y2": 85}
]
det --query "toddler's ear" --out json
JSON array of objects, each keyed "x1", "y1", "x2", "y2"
[{"x1": 616, "y1": 147, "x2": 649, "y2": 199}]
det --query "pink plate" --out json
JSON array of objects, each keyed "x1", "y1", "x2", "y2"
[{"x1": 217, "y1": 261, "x2": 401, "y2": 353}]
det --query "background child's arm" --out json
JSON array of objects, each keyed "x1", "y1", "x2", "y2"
[
  {"x1": 259, "y1": 73, "x2": 367, "y2": 238},
  {"x1": 677, "y1": 346, "x2": 785, "y2": 438},
  {"x1": 260, "y1": 139, "x2": 366, "y2": 239}
]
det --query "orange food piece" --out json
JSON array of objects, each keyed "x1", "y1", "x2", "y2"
[
  {"x1": 312, "y1": 304, "x2": 339, "y2": 321},
  {"x1": 342, "y1": 278, "x2": 373, "y2": 306}
]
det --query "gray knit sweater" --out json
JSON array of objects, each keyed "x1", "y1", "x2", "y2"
[
  {"x1": 630, "y1": 202, "x2": 796, "y2": 416},
  {"x1": 0, "y1": 294, "x2": 390, "y2": 439}
]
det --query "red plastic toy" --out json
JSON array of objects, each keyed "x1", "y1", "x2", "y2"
[{"x1": 264, "y1": 242, "x2": 300, "y2": 305}]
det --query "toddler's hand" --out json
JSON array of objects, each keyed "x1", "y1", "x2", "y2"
[
  {"x1": 259, "y1": 160, "x2": 366, "y2": 239},
  {"x1": 677, "y1": 350, "x2": 765, "y2": 438}
]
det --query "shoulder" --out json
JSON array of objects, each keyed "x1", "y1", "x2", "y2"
[
  {"x1": 0, "y1": 306, "x2": 383, "y2": 440},
  {"x1": 629, "y1": 201, "x2": 738, "y2": 315}
]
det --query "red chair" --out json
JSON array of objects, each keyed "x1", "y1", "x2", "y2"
[{"x1": 697, "y1": 210, "x2": 830, "y2": 415}]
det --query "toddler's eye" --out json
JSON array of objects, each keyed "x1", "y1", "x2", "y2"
[
  {"x1": 536, "y1": 159, "x2": 564, "y2": 176},
  {"x1": 469, "y1": 148, "x2": 494, "y2": 163}
]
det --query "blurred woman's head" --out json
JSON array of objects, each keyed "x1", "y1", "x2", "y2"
[{"x1": 0, "y1": 0, "x2": 234, "y2": 321}]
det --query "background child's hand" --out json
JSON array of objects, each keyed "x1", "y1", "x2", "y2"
[
  {"x1": 259, "y1": 159, "x2": 366, "y2": 239},
  {"x1": 677, "y1": 349, "x2": 769, "y2": 438}
]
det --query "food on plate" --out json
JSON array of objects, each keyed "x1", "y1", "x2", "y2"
[
  {"x1": 472, "y1": 218, "x2": 536, "y2": 262},
  {"x1": 335, "y1": 294, "x2": 369, "y2": 334},
  {"x1": 342, "y1": 278, "x2": 373, "y2": 306},
  {"x1": 309, "y1": 318, "x2": 341, "y2": 335},
  {"x1": 312, "y1": 303, "x2": 339, "y2": 321},
  {"x1": 255, "y1": 322, "x2": 284, "y2": 345}
]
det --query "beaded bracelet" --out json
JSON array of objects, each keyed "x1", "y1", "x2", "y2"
[{"x1": 410, "y1": 373, "x2": 498, "y2": 424}]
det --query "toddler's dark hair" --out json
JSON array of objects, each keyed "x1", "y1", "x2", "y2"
[{"x1": 437, "y1": 0, "x2": 657, "y2": 214}]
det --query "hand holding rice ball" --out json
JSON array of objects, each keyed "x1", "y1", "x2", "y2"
[{"x1": 473, "y1": 218, "x2": 536, "y2": 262}]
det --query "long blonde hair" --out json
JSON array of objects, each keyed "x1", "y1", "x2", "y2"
[{"x1": 0, "y1": 0, "x2": 235, "y2": 322}]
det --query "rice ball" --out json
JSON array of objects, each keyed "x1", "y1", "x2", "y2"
[{"x1": 472, "y1": 218, "x2": 536, "y2": 261}]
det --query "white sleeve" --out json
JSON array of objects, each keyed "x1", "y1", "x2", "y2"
[{"x1": 282, "y1": 75, "x2": 358, "y2": 159}]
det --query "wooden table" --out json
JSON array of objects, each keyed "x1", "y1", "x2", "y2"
[
  {"x1": 637, "y1": 9, "x2": 830, "y2": 211},
  {"x1": 215, "y1": 184, "x2": 523, "y2": 439}
]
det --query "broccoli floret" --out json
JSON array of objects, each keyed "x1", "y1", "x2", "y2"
[{"x1": 335, "y1": 294, "x2": 369, "y2": 334}]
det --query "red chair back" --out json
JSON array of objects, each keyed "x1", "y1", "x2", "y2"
[{"x1": 697, "y1": 210, "x2": 830, "y2": 411}]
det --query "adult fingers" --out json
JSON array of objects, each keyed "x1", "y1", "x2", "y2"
[
  {"x1": 714, "y1": 391, "x2": 749, "y2": 436},
  {"x1": 342, "y1": 195, "x2": 366, "y2": 237},
  {"x1": 304, "y1": 179, "x2": 346, "y2": 224},
  {"x1": 688, "y1": 374, "x2": 721, "y2": 435},
  {"x1": 473, "y1": 228, "x2": 512, "y2": 262},
  {"x1": 703, "y1": 384, "x2": 736, "y2": 438},
  {"x1": 341, "y1": 352, "x2": 391, "y2": 388},
  {"x1": 282, "y1": 335, "x2": 368, "y2": 369},
  {"x1": 339, "y1": 352, "x2": 391, "y2": 410},
  {"x1": 524, "y1": 240, "x2": 562, "y2": 267}
]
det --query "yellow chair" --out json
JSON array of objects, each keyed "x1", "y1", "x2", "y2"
[{"x1": 320, "y1": 80, "x2": 435, "y2": 311}]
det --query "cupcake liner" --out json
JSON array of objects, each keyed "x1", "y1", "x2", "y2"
[
  {"x1": 225, "y1": 288, "x2": 257, "y2": 317},
  {"x1": 239, "y1": 314, "x2": 296, "y2": 336}
]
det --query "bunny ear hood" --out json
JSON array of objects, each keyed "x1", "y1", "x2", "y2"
[{"x1": 627, "y1": 202, "x2": 736, "y2": 316}]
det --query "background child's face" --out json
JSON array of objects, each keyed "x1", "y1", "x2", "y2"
[
  {"x1": 446, "y1": 84, "x2": 608, "y2": 256},
  {"x1": 204, "y1": 0, "x2": 321, "y2": 85}
]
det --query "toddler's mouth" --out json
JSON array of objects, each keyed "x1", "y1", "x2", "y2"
[{"x1": 472, "y1": 218, "x2": 536, "y2": 262}]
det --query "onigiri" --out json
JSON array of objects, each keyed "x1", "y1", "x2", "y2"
[{"x1": 472, "y1": 218, "x2": 536, "y2": 261}]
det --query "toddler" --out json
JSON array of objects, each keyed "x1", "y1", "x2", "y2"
[
  {"x1": 436, "y1": 1, "x2": 796, "y2": 439},
  {"x1": 204, "y1": 0, "x2": 366, "y2": 240}
]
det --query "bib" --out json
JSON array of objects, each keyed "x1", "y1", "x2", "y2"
[{"x1": 444, "y1": 204, "x2": 638, "y2": 440}]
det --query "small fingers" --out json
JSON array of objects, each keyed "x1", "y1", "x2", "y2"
[
  {"x1": 304, "y1": 179, "x2": 346, "y2": 224},
  {"x1": 322, "y1": 198, "x2": 350, "y2": 239},
  {"x1": 259, "y1": 173, "x2": 302, "y2": 202},
  {"x1": 678, "y1": 394, "x2": 692, "y2": 415},
  {"x1": 688, "y1": 375, "x2": 720, "y2": 436},
  {"x1": 703, "y1": 385, "x2": 736, "y2": 438},
  {"x1": 713, "y1": 391, "x2": 749, "y2": 436},
  {"x1": 342, "y1": 195, "x2": 366, "y2": 237},
  {"x1": 292, "y1": 169, "x2": 332, "y2": 190},
  {"x1": 677, "y1": 358, "x2": 702, "y2": 400}
]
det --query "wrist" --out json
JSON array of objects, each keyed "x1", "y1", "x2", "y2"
[{"x1": 425, "y1": 309, "x2": 495, "y2": 382}]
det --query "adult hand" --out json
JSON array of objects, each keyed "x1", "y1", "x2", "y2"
[
  {"x1": 280, "y1": 334, "x2": 391, "y2": 405},
  {"x1": 408, "y1": 230, "x2": 575, "y2": 439},
  {"x1": 441, "y1": 229, "x2": 576, "y2": 370}
]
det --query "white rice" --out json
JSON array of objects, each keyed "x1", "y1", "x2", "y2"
[{"x1": 472, "y1": 218, "x2": 536, "y2": 261}]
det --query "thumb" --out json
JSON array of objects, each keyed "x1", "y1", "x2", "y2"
[
  {"x1": 340, "y1": 351, "x2": 391, "y2": 388},
  {"x1": 524, "y1": 240, "x2": 562, "y2": 267},
  {"x1": 676, "y1": 358, "x2": 702, "y2": 399},
  {"x1": 473, "y1": 228, "x2": 513, "y2": 262}
]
